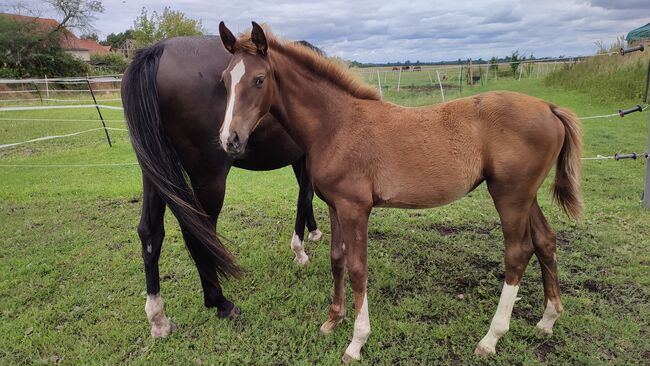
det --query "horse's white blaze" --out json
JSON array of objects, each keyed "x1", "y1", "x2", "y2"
[
  {"x1": 536, "y1": 300, "x2": 560, "y2": 334},
  {"x1": 476, "y1": 282, "x2": 519, "y2": 354},
  {"x1": 145, "y1": 293, "x2": 172, "y2": 338},
  {"x1": 344, "y1": 292, "x2": 370, "y2": 360},
  {"x1": 220, "y1": 59, "x2": 246, "y2": 148},
  {"x1": 291, "y1": 232, "x2": 310, "y2": 265}
]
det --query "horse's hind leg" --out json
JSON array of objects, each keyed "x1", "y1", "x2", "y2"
[
  {"x1": 530, "y1": 200, "x2": 563, "y2": 334},
  {"x1": 475, "y1": 180, "x2": 536, "y2": 356},
  {"x1": 139, "y1": 177, "x2": 174, "y2": 337},
  {"x1": 290, "y1": 157, "x2": 321, "y2": 265},
  {"x1": 186, "y1": 171, "x2": 240, "y2": 319}
]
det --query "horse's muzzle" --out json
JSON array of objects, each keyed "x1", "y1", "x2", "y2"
[{"x1": 225, "y1": 131, "x2": 244, "y2": 156}]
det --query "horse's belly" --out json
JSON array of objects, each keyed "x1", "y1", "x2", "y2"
[
  {"x1": 373, "y1": 179, "x2": 474, "y2": 209},
  {"x1": 372, "y1": 160, "x2": 483, "y2": 209}
]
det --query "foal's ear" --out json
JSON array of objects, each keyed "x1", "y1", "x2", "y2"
[
  {"x1": 251, "y1": 21, "x2": 268, "y2": 56},
  {"x1": 219, "y1": 21, "x2": 236, "y2": 54}
]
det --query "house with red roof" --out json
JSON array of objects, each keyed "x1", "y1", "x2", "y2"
[{"x1": 1, "y1": 13, "x2": 111, "y2": 61}]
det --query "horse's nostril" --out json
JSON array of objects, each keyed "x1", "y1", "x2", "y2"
[{"x1": 227, "y1": 132, "x2": 241, "y2": 151}]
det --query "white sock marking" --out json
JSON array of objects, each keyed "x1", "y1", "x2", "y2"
[
  {"x1": 344, "y1": 293, "x2": 370, "y2": 360},
  {"x1": 308, "y1": 229, "x2": 323, "y2": 241},
  {"x1": 220, "y1": 59, "x2": 246, "y2": 148},
  {"x1": 145, "y1": 293, "x2": 172, "y2": 337},
  {"x1": 536, "y1": 300, "x2": 560, "y2": 334},
  {"x1": 477, "y1": 282, "x2": 519, "y2": 354},
  {"x1": 291, "y1": 232, "x2": 310, "y2": 265}
]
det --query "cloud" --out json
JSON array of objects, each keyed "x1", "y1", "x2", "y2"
[{"x1": 13, "y1": 0, "x2": 650, "y2": 63}]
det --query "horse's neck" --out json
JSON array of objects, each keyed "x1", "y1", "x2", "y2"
[{"x1": 269, "y1": 53, "x2": 361, "y2": 154}]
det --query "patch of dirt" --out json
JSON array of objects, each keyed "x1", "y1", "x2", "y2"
[
  {"x1": 534, "y1": 338, "x2": 564, "y2": 362},
  {"x1": 556, "y1": 229, "x2": 595, "y2": 254},
  {"x1": 561, "y1": 278, "x2": 646, "y2": 313},
  {"x1": 100, "y1": 197, "x2": 141, "y2": 208},
  {"x1": 428, "y1": 222, "x2": 500, "y2": 237},
  {"x1": 378, "y1": 276, "x2": 427, "y2": 305}
]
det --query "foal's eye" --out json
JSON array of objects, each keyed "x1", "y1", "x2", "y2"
[{"x1": 254, "y1": 77, "x2": 265, "y2": 87}]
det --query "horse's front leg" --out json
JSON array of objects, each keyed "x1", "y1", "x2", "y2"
[{"x1": 335, "y1": 199, "x2": 372, "y2": 363}]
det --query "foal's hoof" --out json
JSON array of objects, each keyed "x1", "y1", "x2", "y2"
[
  {"x1": 474, "y1": 344, "x2": 495, "y2": 357},
  {"x1": 535, "y1": 323, "x2": 553, "y2": 335},
  {"x1": 293, "y1": 254, "x2": 310, "y2": 266},
  {"x1": 308, "y1": 229, "x2": 323, "y2": 242},
  {"x1": 319, "y1": 317, "x2": 344, "y2": 335},
  {"x1": 150, "y1": 320, "x2": 174, "y2": 338},
  {"x1": 217, "y1": 304, "x2": 241, "y2": 320},
  {"x1": 342, "y1": 352, "x2": 360, "y2": 364}
]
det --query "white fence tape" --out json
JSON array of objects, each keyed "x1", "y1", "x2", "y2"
[
  {"x1": 0, "y1": 162, "x2": 137, "y2": 168},
  {"x1": 0, "y1": 117, "x2": 124, "y2": 122},
  {"x1": 0, "y1": 127, "x2": 127, "y2": 149},
  {"x1": 0, "y1": 98, "x2": 121, "y2": 103},
  {"x1": 0, "y1": 104, "x2": 123, "y2": 112}
]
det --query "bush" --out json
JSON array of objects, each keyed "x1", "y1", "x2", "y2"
[
  {"x1": 25, "y1": 50, "x2": 91, "y2": 77},
  {"x1": 90, "y1": 52, "x2": 129, "y2": 73},
  {"x1": 0, "y1": 68, "x2": 19, "y2": 78}
]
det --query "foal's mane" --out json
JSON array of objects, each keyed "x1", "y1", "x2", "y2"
[{"x1": 234, "y1": 28, "x2": 380, "y2": 101}]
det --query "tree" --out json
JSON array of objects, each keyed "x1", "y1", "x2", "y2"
[
  {"x1": 509, "y1": 50, "x2": 520, "y2": 74},
  {"x1": 46, "y1": 0, "x2": 104, "y2": 35},
  {"x1": 489, "y1": 56, "x2": 498, "y2": 71},
  {"x1": 101, "y1": 30, "x2": 133, "y2": 49},
  {"x1": 0, "y1": 15, "x2": 88, "y2": 77},
  {"x1": 81, "y1": 32, "x2": 98, "y2": 41},
  {"x1": 132, "y1": 7, "x2": 205, "y2": 48}
]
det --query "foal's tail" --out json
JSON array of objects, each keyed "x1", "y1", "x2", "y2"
[
  {"x1": 122, "y1": 42, "x2": 240, "y2": 279},
  {"x1": 551, "y1": 107, "x2": 583, "y2": 220}
]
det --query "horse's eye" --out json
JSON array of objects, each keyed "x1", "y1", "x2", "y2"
[{"x1": 255, "y1": 77, "x2": 264, "y2": 86}]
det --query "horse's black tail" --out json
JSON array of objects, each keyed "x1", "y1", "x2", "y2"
[{"x1": 122, "y1": 42, "x2": 240, "y2": 280}]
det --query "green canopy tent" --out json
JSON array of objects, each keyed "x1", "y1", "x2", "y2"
[{"x1": 626, "y1": 23, "x2": 650, "y2": 45}]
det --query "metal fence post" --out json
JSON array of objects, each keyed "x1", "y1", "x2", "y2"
[
  {"x1": 643, "y1": 108, "x2": 650, "y2": 209},
  {"x1": 86, "y1": 77, "x2": 113, "y2": 147}
]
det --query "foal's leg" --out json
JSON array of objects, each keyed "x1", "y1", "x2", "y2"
[
  {"x1": 530, "y1": 200, "x2": 563, "y2": 334},
  {"x1": 475, "y1": 183, "x2": 535, "y2": 356},
  {"x1": 139, "y1": 177, "x2": 173, "y2": 337},
  {"x1": 335, "y1": 200, "x2": 372, "y2": 363},
  {"x1": 290, "y1": 157, "x2": 320, "y2": 265},
  {"x1": 320, "y1": 205, "x2": 346, "y2": 334}
]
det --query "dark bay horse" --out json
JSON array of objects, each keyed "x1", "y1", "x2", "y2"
[
  {"x1": 217, "y1": 23, "x2": 582, "y2": 361},
  {"x1": 121, "y1": 36, "x2": 322, "y2": 338}
]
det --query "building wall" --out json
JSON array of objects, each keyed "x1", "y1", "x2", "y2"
[{"x1": 65, "y1": 50, "x2": 90, "y2": 61}]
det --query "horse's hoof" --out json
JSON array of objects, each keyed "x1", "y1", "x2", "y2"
[
  {"x1": 535, "y1": 324, "x2": 553, "y2": 335},
  {"x1": 217, "y1": 304, "x2": 240, "y2": 320},
  {"x1": 474, "y1": 344, "x2": 495, "y2": 357},
  {"x1": 150, "y1": 320, "x2": 174, "y2": 338},
  {"x1": 293, "y1": 254, "x2": 310, "y2": 266},
  {"x1": 342, "y1": 353, "x2": 359, "y2": 364},
  {"x1": 319, "y1": 317, "x2": 344, "y2": 335},
  {"x1": 308, "y1": 229, "x2": 323, "y2": 242}
]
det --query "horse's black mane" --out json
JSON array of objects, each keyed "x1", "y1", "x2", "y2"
[{"x1": 294, "y1": 40, "x2": 325, "y2": 56}]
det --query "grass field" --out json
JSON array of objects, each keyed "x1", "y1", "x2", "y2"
[{"x1": 1, "y1": 76, "x2": 649, "y2": 365}]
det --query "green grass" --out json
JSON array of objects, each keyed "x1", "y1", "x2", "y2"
[
  {"x1": 1, "y1": 77, "x2": 649, "y2": 365},
  {"x1": 545, "y1": 52, "x2": 650, "y2": 104}
]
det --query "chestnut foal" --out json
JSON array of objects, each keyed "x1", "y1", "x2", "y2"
[{"x1": 218, "y1": 22, "x2": 582, "y2": 361}]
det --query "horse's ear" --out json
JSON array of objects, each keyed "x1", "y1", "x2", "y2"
[
  {"x1": 219, "y1": 21, "x2": 236, "y2": 54},
  {"x1": 251, "y1": 21, "x2": 268, "y2": 56}
]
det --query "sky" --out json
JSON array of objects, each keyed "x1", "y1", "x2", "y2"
[{"x1": 8, "y1": 0, "x2": 650, "y2": 63}]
